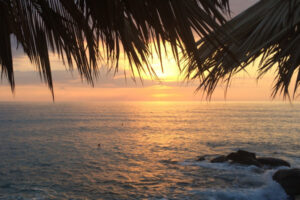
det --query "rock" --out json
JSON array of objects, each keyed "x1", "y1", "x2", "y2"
[
  {"x1": 226, "y1": 150, "x2": 261, "y2": 167},
  {"x1": 273, "y1": 168, "x2": 300, "y2": 197},
  {"x1": 211, "y1": 155, "x2": 228, "y2": 163},
  {"x1": 197, "y1": 150, "x2": 291, "y2": 169},
  {"x1": 230, "y1": 158, "x2": 262, "y2": 167},
  {"x1": 257, "y1": 157, "x2": 290, "y2": 167},
  {"x1": 227, "y1": 150, "x2": 256, "y2": 160}
]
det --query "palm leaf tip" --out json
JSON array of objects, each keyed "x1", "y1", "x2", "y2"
[{"x1": 0, "y1": 2, "x2": 14, "y2": 91}]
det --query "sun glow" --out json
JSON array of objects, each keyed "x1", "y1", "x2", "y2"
[
  {"x1": 3, "y1": 40, "x2": 283, "y2": 102},
  {"x1": 115, "y1": 43, "x2": 183, "y2": 83}
]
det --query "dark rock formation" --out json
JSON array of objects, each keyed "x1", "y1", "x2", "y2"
[
  {"x1": 273, "y1": 168, "x2": 300, "y2": 198},
  {"x1": 227, "y1": 150, "x2": 256, "y2": 160},
  {"x1": 226, "y1": 150, "x2": 262, "y2": 167},
  {"x1": 197, "y1": 150, "x2": 291, "y2": 169},
  {"x1": 257, "y1": 157, "x2": 291, "y2": 167},
  {"x1": 211, "y1": 155, "x2": 228, "y2": 163}
]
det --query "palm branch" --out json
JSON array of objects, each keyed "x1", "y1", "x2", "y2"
[
  {"x1": 186, "y1": 0, "x2": 300, "y2": 99},
  {"x1": 0, "y1": 0, "x2": 230, "y2": 98}
]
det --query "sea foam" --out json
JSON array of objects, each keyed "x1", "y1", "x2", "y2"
[{"x1": 181, "y1": 161, "x2": 288, "y2": 200}]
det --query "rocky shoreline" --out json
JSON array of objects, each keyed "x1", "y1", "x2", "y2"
[{"x1": 197, "y1": 150, "x2": 300, "y2": 199}]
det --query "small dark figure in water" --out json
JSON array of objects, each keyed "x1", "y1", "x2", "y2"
[{"x1": 97, "y1": 144, "x2": 101, "y2": 148}]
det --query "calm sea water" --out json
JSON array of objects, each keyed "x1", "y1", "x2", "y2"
[{"x1": 0, "y1": 102, "x2": 299, "y2": 200}]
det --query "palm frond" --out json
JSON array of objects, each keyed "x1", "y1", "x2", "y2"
[
  {"x1": 0, "y1": 0, "x2": 230, "y2": 98},
  {"x1": 186, "y1": 0, "x2": 300, "y2": 99}
]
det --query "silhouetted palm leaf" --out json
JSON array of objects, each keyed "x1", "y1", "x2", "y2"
[
  {"x1": 0, "y1": 0, "x2": 230, "y2": 98},
  {"x1": 186, "y1": 0, "x2": 300, "y2": 99}
]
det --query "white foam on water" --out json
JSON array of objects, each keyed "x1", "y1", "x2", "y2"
[
  {"x1": 179, "y1": 160, "x2": 262, "y2": 173},
  {"x1": 179, "y1": 161, "x2": 290, "y2": 200},
  {"x1": 189, "y1": 170, "x2": 288, "y2": 200}
]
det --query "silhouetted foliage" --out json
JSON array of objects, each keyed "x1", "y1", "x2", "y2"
[
  {"x1": 186, "y1": 0, "x2": 300, "y2": 99},
  {"x1": 0, "y1": 0, "x2": 230, "y2": 99}
]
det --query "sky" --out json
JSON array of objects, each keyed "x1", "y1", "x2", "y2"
[{"x1": 1, "y1": 0, "x2": 291, "y2": 102}]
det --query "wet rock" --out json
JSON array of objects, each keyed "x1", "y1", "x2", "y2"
[
  {"x1": 226, "y1": 150, "x2": 262, "y2": 167},
  {"x1": 197, "y1": 150, "x2": 291, "y2": 169},
  {"x1": 211, "y1": 155, "x2": 228, "y2": 163},
  {"x1": 273, "y1": 168, "x2": 300, "y2": 198},
  {"x1": 227, "y1": 150, "x2": 256, "y2": 160},
  {"x1": 257, "y1": 157, "x2": 290, "y2": 167}
]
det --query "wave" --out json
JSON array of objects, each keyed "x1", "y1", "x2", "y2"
[
  {"x1": 189, "y1": 179, "x2": 287, "y2": 200},
  {"x1": 179, "y1": 161, "x2": 288, "y2": 200}
]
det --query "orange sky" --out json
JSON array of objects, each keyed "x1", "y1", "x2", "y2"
[
  {"x1": 0, "y1": 52, "x2": 284, "y2": 102},
  {"x1": 1, "y1": 0, "x2": 297, "y2": 102}
]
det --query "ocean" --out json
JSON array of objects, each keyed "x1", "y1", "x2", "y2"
[{"x1": 0, "y1": 101, "x2": 299, "y2": 200}]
